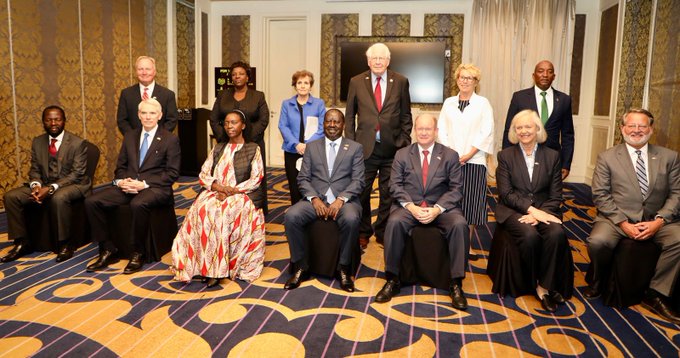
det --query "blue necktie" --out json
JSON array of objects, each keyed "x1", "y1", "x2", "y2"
[
  {"x1": 139, "y1": 133, "x2": 149, "y2": 166},
  {"x1": 326, "y1": 142, "x2": 337, "y2": 203}
]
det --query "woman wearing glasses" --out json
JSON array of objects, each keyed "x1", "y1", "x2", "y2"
[{"x1": 437, "y1": 63, "x2": 495, "y2": 261}]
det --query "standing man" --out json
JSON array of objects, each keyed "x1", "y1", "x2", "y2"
[
  {"x1": 586, "y1": 109, "x2": 680, "y2": 323},
  {"x1": 86, "y1": 98, "x2": 181, "y2": 274},
  {"x1": 117, "y1": 56, "x2": 178, "y2": 135},
  {"x1": 502, "y1": 60, "x2": 574, "y2": 179},
  {"x1": 2, "y1": 106, "x2": 91, "y2": 263},
  {"x1": 283, "y1": 109, "x2": 365, "y2": 292},
  {"x1": 345, "y1": 42, "x2": 413, "y2": 248},
  {"x1": 376, "y1": 114, "x2": 469, "y2": 310}
]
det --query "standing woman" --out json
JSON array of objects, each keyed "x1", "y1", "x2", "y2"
[
  {"x1": 210, "y1": 61, "x2": 270, "y2": 213},
  {"x1": 172, "y1": 110, "x2": 266, "y2": 287},
  {"x1": 437, "y1": 63, "x2": 495, "y2": 260},
  {"x1": 278, "y1": 70, "x2": 326, "y2": 204}
]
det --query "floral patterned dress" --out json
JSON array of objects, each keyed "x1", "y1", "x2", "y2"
[{"x1": 171, "y1": 143, "x2": 265, "y2": 282}]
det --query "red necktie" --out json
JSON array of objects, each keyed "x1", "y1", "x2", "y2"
[
  {"x1": 49, "y1": 138, "x2": 57, "y2": 156},
  {"x1": 420, "y1": 150, "x2": 429, "y2": 207},
  {"x1": 374, "y1": 77, "x2": 382, "y2": 113},
  {"x1": 142, "y1": 87, "x2": 149, "y2": 100}
]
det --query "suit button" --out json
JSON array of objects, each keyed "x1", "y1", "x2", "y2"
[{"x1": 528, "y1": 193, "x2": 533, "y2": 197}]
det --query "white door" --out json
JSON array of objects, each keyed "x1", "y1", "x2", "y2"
[{"x1": 264, "y1": 17, "x2": 307, "y2": 167}]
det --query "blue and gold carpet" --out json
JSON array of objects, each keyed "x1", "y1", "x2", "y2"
[{"x1": 0, "y1": 168, "x2": 679, "y2": 357}]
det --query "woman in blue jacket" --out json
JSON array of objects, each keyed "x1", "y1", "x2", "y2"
[{"x1": 278, "y1": 70, "x2": 326, "y2": 204}]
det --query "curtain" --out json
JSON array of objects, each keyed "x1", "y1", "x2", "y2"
[{"x1": 470, "y1": 0, "x2": 575, "y2": 174}]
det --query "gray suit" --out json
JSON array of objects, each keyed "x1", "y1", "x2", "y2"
[
  {"x1": 588, "y1": 143, "x2": 680, "y2": 296},
  {"x1": 4, "y1": 131, "x2": 90, "y2": 244},
  {"x1": 284, "y1": 137, "x2": 365, "y2": 270}
]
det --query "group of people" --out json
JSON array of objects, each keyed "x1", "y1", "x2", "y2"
[{"x1": 2, "y1": 44, "x2": 679, "y2": 323}]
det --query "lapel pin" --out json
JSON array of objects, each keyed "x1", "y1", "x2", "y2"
[
  {"x1": 389, "y1": 79, "x2": 393, "y2": 83},
  {"x1": 156, "y1": 137, "x2": 161, "y2": 141},
  {"x1": 436, "y1": 156, "x2": 441, "y2": 160},
  {"x1": 365, "y1": 76, "x2": 370, "y2": 80},
  {"x1": 534, "y1": 162, "x2": 539, "y2": 166}
]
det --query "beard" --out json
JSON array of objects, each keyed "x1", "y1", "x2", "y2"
[{"x1": 622, "y1": 132, "x2": 652, "y2": 147}]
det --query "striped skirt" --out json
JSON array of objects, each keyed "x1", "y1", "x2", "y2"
[{"x1": 460, "y1": 163, "x2": 488, "y2": 226}]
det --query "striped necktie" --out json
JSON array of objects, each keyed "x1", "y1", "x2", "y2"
[{"x1": 635, "y1": 150, "x2": 648, "y2": 198}]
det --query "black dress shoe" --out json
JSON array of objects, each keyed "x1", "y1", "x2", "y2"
[
  {"x1": 284, "y1": 267, "x2": 309, "y2": 290},
  {"x1": 641, "y1": 292, "x2": 680, "y2": 324},
  {"x1": 338, "y1": 268, "x2": 355, "y2": 292},
  {"x1": 375, "y1": 279, "x2": 401, "y2": 303},
  {"x1": 55, "y1": 245, "x2": 75, "y2": 263},
  {"x1": 1, "y1": 243, "x2": 31, "y2": 263},
  {"x1": 582, "y1": 286, "x2": 601, "y2": 300},
  {"x1": 86, "y1": 250, "x2": 119, "y2": 272},
  {"x1": 468, "y1": 253, "x2": 480, "y2": 261},
  {"x1": 375, "y1": 236, "x2": 384, "y2": 245},
  {"x1": 550, "y1": 291, "x2": 566, "y2": 304},
  {"x1": 206, "y1": 278, "x2": 220, "y2": 288},
  {"x1": 123, "y1": 252, "x2": 144, "y2": 274},
  {"x1": 359, "y1": 236, "x2": 369, "y2": 250},
  {"x1": 539, "y1": 294, "x2": 557, "y2": 313},
  {"x1": 450, "y1": 281, "x2": 468, "y2": 310}
]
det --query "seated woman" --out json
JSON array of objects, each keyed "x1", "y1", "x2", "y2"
[
  {"x1": 494, "y1": 109, "x2": 573, "y2": 313},
  {"x1": 171, "y1": 110, "x2": 265, "y2": 288}
]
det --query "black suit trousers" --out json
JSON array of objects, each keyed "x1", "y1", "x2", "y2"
[{"x1": 360, "y1": 142, "x2": 393, "y2": 240}]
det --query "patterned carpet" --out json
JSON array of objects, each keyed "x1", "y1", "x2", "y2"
[{"x1": 0, "y1": 168, "x2": 679, "y2": 357}]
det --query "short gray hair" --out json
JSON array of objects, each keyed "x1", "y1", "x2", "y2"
[{"x1": 507, "y1": 109, "x2": 547, "y2": 144}]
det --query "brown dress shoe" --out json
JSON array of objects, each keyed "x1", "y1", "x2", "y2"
[{"x1": 359, "y1": 236, "x2": 369, "y2": 250}]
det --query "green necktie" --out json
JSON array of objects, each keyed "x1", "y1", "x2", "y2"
[{"x1": 540, "y1": 91, "x2": 549, "y2": 124}]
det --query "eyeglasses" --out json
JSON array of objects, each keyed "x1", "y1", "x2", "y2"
[
  {"x1": 624, "y1": 124, "x2": 650, "y2": 130},
  {"x1": 369, "y1": 56, "x2": 388, "y2": 62},
  {"x1": 458, "y1": 76, "x2": 476, "y2": 82}
]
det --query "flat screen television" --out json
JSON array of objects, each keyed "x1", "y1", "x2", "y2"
[
  {"x1": 214, "y1": 67, "x2": 257, "y2": 97},
  {"x1": 338, "y1": 38, "x2": 448, "y2": 104}
]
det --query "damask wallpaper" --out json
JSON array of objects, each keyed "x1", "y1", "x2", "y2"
[
  {"x1": 372, "y1": 14, "x2": 411, "y2": 37},
  {"x1": 424, "y1": 14, "x2": 464, "y2": 101},
  {"x1": 0, "y1": 0, "x2": 167, "y2": 209},
  {"x1": 176, "y1": 3, "x2": 195, "y2": 109},
  {"x1": 319, "y1": 14, "x2": 359, "y2": 106},
  {"x1": 221, "y1": 16, "x2": 250, "y2": 67}
]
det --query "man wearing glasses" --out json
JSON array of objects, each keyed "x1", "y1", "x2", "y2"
[
  {"x1": 344, "y1": 42, "x2": 413, "y2": 249},
  {"x1": 586, "y1": 108, "x2": 680, "y2": 323},
  {"x1": 502, "y1": 60, "x2": 574, "y2": 180}
]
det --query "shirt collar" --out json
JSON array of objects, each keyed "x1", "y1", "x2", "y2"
[
  {"x1": 142, "y1": 125, "x2": 159, "y2": 139},
  {"x1": 139, "y1": 81, "x2": 156, "y2": 94},
  {"x1": 325, "y1": 136, "x2": 342, "y2": 147},
  {"x1": 625, "y1": 142, "x2": 649, "y2": 156},
  {"x1": 534, "y1": 85, "x2": 553, "y2": 96},
  {"x1": 49, "y1": 131, "x2": 65, "y2": 142},
  {"x1": 371, "y1": 71, "x2": 388, "y2": 83},
  {"x1": 418, "y1": 143, "x2": 435, "y2": 153}
]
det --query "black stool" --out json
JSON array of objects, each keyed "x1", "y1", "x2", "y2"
[
  {"x1": 304, "y1": 219, "x2": 361, "y2": 277},
  {"x1": 399, "y1": 225, "x2": 452, "y2": 290}
]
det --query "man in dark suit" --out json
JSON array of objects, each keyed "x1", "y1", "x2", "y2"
[
  {"x1": 375, "y1": 114, "x2": 469, "y2": 310},
  {"x1": 586, "y1": 108, "x2": 680, "y2": 323},
  {"x1": 117, "y1": 56, "x2": 178, "y2": 135},
  {"x1": 2, "y1": 106, "x2": 91, "y2": 263},
  {"x1": 344, "y1": 42, "x2": 412, "y2": 249},
  {"x1": 284, "y1": 109, "x2": 365, "y2": 292},
  {"x1": 502, "y1": 60, "x2": 574, "y2": 180},
  {"x1": 86, "y1": 98, "x2": 181, "y2": 274}
]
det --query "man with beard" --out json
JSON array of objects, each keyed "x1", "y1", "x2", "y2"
[
  {"x1": 2, "y1": 106, "x2": 91, "y2": 263},
  {"x1": 586, "y1": 108, "x2": 680, "y2": 323}
]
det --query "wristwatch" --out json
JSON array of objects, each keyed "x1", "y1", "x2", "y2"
[{"x1": 654, "y1": 215, "x2": 667, "y2": 223}]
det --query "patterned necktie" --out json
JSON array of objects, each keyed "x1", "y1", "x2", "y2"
[
  {"x1": 49, "y1": 138, "x2": 58, "y2": 157},
  {"x1": 139, "y1": 133, "x2": 149, "y2": 166},
  {"x1": 540, "y1": 91, "x2": 549, "y2": 124},
  {"x1": 374, "y1": 76, "x2": 382, "y2": 113},
  {"x1": 635, "y1": 150, "x2": 649, "y2": 198},
  {"x1": 326, "y1": 142, "x2": 337, "y2": 203},
  {"x1": 421, "y1": 150, "x2": 430, "y2": 207},
  {"x1": 143, "y1": 87, "x2": 149, "y2": 100}
]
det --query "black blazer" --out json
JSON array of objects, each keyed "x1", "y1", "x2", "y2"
[
  {"x1": 29, "y1": 131, "x2": 91, "y2": 195},
  {"x1": 502, "y1": 87, "x2": 574, "y2": 170},
  {"x1": 209, "y1": 88, "x2": 270, "y2": 144},
  {"x1": 116, "y1": 83, "x2": 178, "y2": 134},
  {"x1": 114, "y1": 127, "x2": 181, "y2": 196},
  {"x1": 344, "y1": 70, "x2": 413, "y2": 158},
  {"x1": 495, "y1": 144, "x2": 563, "y2": 224}
]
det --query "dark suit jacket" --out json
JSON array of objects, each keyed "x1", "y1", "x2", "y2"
[
  {"x1": 502, "y1": 87, "x2": 574, "y2": 170},
  {"x1": 29, "y1": 131, "x2": 91, "y2": 195},
  {"x1": 114, "y1": 127, "x2": 181, "y2": 197},
  {"x1": 297, "y1": 137, "x2": 365, "y2": 204},
  {"x1": 210, "y1": 88, "x2": 270, "y2": 144},
  {"x1": 116, "y1": 83, "x2": 178, "y2": 134},
  {"x1": 389, "y1": 142, "x2": 463, "y2": 212},
  {"x1": 344, "y1": 70, "x2": 413, "y2": 158},
  {"x1": 495, "y1": 144, "x2": 563, "y2": 224},
  {"x1": 592, "y1": 143, "x2": 680, "y2": 224}
]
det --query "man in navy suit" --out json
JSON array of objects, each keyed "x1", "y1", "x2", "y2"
[
  {"x1": 344, "y1": 43, "x2": 412, "y2": 249},
  {"x1": 2, "y1": 106, "x2": 91, "y2": 263},
  {"x1": 86, "y1": 98, "x2": 181, "y2": 274},
  {"x1": 376, "y1": 114, "x2": 469, "y2": 310},
  {"x1": 284, "y1": 109, "x2": 365, "y2": 292},
  {"x1": 117, "y1": 56, "x2": 178, "y2": 135},
  {"x1": 502, "y1": 60, "x2": 574, "y2": 179}
]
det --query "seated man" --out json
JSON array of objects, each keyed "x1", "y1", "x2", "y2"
[
  {"x1": 586, "y1": 108, "x2": 680, "y2": 323},
  {"x1": 2, "y1": 106, "x2": 90, "y2": 263},
  {"x1": 284, "y1": 109, "x2": 365, "y2": 292},
  {"x1": 85, "y1": 98, "x2": 181, "y2": 274},
  {"x1": 376, "y1": 114, "x2": 469, "y2": 310}
]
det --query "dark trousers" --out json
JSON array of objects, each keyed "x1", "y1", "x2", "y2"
[
  {"x1": 384, "y1": 207, "x2": 469, "y2": 279},
  {"x1": 4, "y1": 185, "x2": 84, "y2": 245},
  {"x1": 284, "y1": 151, "x2": 303, "y2": 205},
  {"x1": 85, "y1": 186, "x2": 172, "y2": 253},
  {"x1": 359, "y1": 142, "x2": 393, "y2": 240}
]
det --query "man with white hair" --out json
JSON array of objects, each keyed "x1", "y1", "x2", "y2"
[{"x1": 344, "y1": 42, "x2": 413, "y2": 249}]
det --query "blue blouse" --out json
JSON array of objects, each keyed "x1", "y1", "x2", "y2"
[{"x1": 278, "y1": 94, "x2": 326, "y2": 153}]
